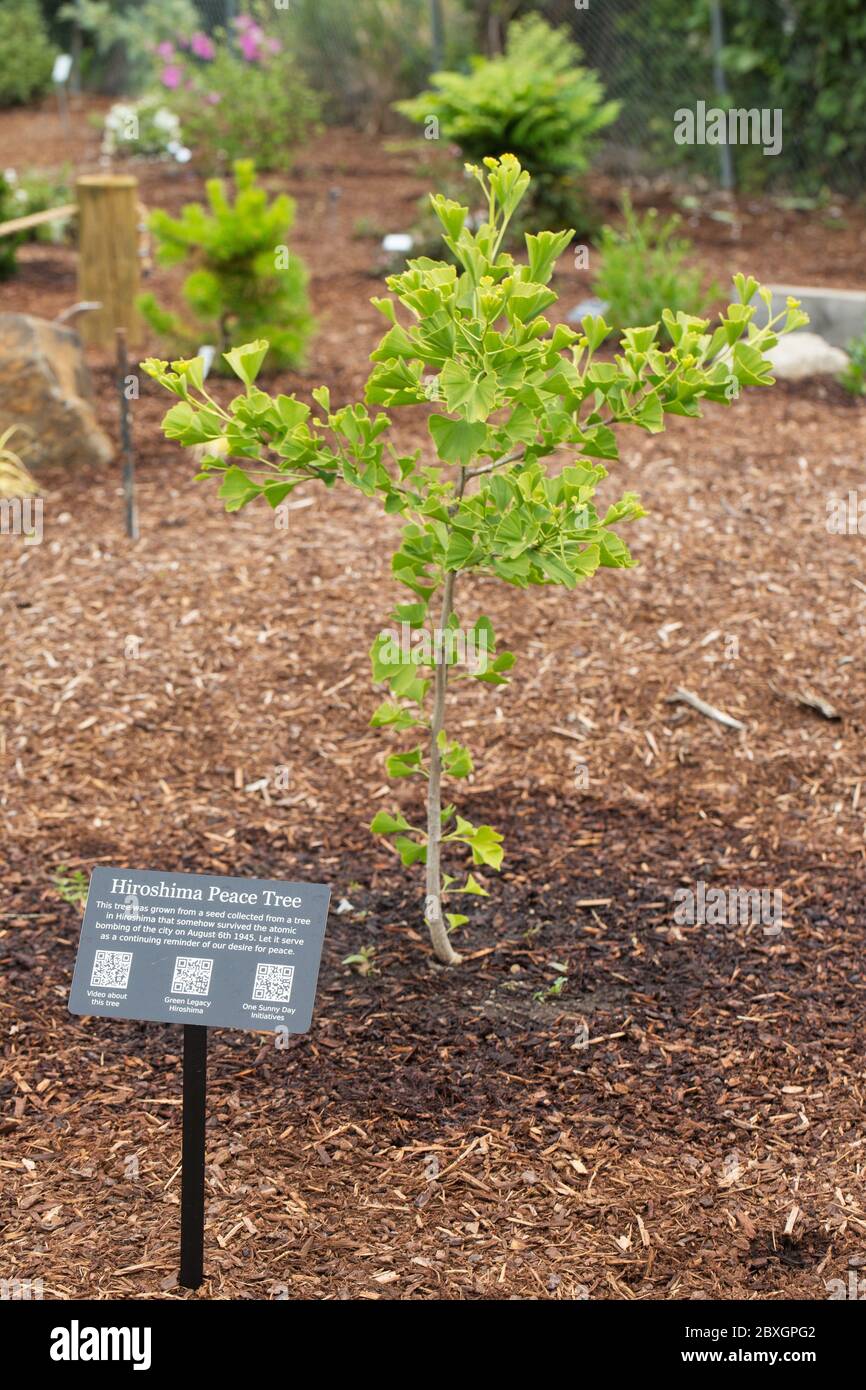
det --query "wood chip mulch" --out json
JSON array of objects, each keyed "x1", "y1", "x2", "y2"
[{"x1": 1, "y1": 105, "x2": 865, "y2": 1301}]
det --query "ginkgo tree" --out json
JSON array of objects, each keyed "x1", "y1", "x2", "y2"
[{"x1": 143, "y1": 154, "x2": 807, "y2": 966}]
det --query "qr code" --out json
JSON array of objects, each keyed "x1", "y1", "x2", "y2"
[
  {"x1": 252, "y1": 963, "x2": 295, "y2": 1003},
  {"x1": 170, "y1": 956, "x2": 214, "y2": 996},
  {"x1": 90, "y1": 950, "x2": 133, "y2": 989}
]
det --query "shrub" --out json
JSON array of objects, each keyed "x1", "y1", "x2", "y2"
[
  {"x1": 0, "y1": 0, "x2": 55, "y2": 108},
  {"x1": 1, "y1": 166, "x2": 73, "y2": 244},
  {"x1": 395, "y1": 16, "x2": 618, "y2": 223},
  {"x1": 839, "y1": 328, "x2": 866, "y2": 397},
  {"x1": 0, "y1": 174, "x2": 26, "y2": 278},
  {"x1": 144, "y1": 154, "x2": 807, "y2": 964},
  {"x1": 139, "y1": 160, "x2": 312, "y2": 374},
  {"x1": 593, "y1": 194, "x2": 717, "y2": 331},
  {"x1": 160, "y1": 13, "x2": 319, "y2": 174}
]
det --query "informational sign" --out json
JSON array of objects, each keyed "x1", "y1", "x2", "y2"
[{"x1": 68, "y1": 868, "x2": 331, "y2": 1033}]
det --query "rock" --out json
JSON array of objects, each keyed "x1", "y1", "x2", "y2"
[
  {"x1": 752, "y1": 284, "x2": 866, "y2": 349},
  {"x1": 766, "y1": 331, "x2": 849, "y2": 381},
  {"x1": 0, "y1": 313, "x2": 113, "y2": 470},
  {"x1": 567, "y1": 296, "x2": 609, "y2": 324}
]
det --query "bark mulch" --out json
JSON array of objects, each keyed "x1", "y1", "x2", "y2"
[{"x1": 1, "y1": 104, "x2": 865, "y2": 1301}]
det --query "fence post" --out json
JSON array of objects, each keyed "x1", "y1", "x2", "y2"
[
  {"x1": 75, "y1": 175, "x2": 140, "y2": 348},
  {"x1": 430, "y1": 0, "x2": 445, "y2": 70},
  {"x1": 709, "y1": 0, "x2": 735, "y2": 191}
]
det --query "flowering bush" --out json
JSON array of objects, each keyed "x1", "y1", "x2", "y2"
[
  {"x1": 155, "y1": 14, "x2": 319, "y2": 174},
  {"x1": 102, "y1": 96, "x2": 191, "y2": 164}
]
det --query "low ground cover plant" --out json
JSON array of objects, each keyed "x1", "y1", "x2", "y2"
[
  {"x1": 139, "y1": 160, "x2": 312, "y2": 373},
  {"x1": 840, "y1": 326, "x2": 866, "y2": 396},
  {"x1": 396, "y1": 16, "x2": 618, "y2": 227},
  {"x1": 145, "y1": 155, "x2": 806, "y2": 964},
  {"x1": 593, "y1": 194, "x2": 716, "y2": 331}
]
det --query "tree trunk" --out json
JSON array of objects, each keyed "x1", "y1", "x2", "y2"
[{"x1": 424, "y1": 568, "x2": 462, "y2": 965}]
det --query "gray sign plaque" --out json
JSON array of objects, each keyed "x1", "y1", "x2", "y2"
[{"x1": 68, "y1": 867, "x2": 331, "y2": 1032}]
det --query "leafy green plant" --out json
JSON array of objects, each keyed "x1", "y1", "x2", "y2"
[
  {"x1": 593, "y1": 194, "x2": 717, "y2": 331},
  {"x1": 839, "y1": 327, "x2": 866, "y2": 397},
  {"x1": 53, "y1": 866, "x2": 89, "y2": 907},
  {"x1": 0, "y1": 174, "x2": 26, "y2": 278},
  {"x1": 342, "y1": 945, "x2": 378, "y2": 977},
  {"x1": 0, "y1": 0, "x2": 54, "y2": 108},
  {"x1": 533, "y1": 965, "x2": 568, "y2": 1003},
  {"x1": 395, "y1": 16, "x2": 618, "y2": 225},
  {"x1": 143, "y1": 154, "x2": 807, "y2": 965},
  {"x1": 3, "y1": 167, "x2": 73, "y2": 244},
  {"x1": 139, "y1": 160, "x2": 312, "y2": 373}
]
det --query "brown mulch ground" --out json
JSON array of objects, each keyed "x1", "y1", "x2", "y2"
[{"x1": 1, "y1": 102, "x2": 866, "y2": 1302}]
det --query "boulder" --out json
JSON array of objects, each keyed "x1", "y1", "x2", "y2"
[
  {"x1": 0, "y1": 313, "x2": 113, "y2": 469},
  {"x1": 766, "y1": 331, "x2": 849, "y2": 381}
]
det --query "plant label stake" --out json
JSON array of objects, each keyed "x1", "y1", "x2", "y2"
[
  {"x1": 68, "y1": 867, "x2": 331, "y2": 1290},
  {"x1": 115, "y1": 328, "x2": 139, "y2": 540}
]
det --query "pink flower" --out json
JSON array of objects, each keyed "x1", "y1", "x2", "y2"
[
  {"x1": 161, "y1": 65, "x2": 183, "y2": 90},
  {"x1": 155, "y1": 41, "x2": 175, "y2": 59},
  {"x1": 234, "y1": 15, "x2": 253, "y2": 31},
  {"x1": 206, "y1": 91, "x2": 221, "y2": 106},
  {"x1": 190, "y1": 32, "x2": 215, "y2": 61},
  {"x1": 266, "y1": 37, "x2": 281, "y2": 55},
  {"x1": 239, "y1": 33, "x2": 260, "y2": 62}
]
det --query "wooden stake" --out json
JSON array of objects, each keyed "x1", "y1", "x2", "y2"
[{"x1": 76, "y1": 175, "x2": 140, "y2": 348}]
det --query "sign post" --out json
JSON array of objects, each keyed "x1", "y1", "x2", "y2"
[
  {"x1": 68, "y1": 867, "x2": 331, "y2": 1290},
  {"x1": 180, "y1": 1025, "x2": 207, "y2": 1289}
]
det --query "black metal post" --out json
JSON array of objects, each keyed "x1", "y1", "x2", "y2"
[
  {"x1": 179, "y1": 1024, "x2": 208, "y2": 1289},
  {"x1": 115, "y1": 328, "x2": 139, "y2": 541}
]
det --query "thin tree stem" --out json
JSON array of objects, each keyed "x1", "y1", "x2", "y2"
[
  {"x1": 424, "y1": 464, "x2": 468, "y2": 966},
  {"x1": 424, "y1": 568, "x2": 461, "y2": 965}
]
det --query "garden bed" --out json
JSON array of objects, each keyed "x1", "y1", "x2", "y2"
[{"x1": 2, "y1": 101, "x2": 866, "y2": 1301}]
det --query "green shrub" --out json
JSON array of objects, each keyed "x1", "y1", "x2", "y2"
[
  {"x1": 139, "y1": 160, "x2": 313, "y2": 374},
  {"x1": 840, "y1": 328, "x2": 866, "y2": 397},
  {"x1": 395, "y1": 16, "x2": 618, "y2": 223},
  {"x1": 593, "y1": 195, "x2": 716, "y2": 331},
  {"x1": 0, "y1": 175, "x2": 26, "y2": 278},
  {"x1": 2, "y1": 166, "x2": 73, "y2": 244},
  {"x1": 0, "y1": 0, "x2": 55, "y2": 108}
]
